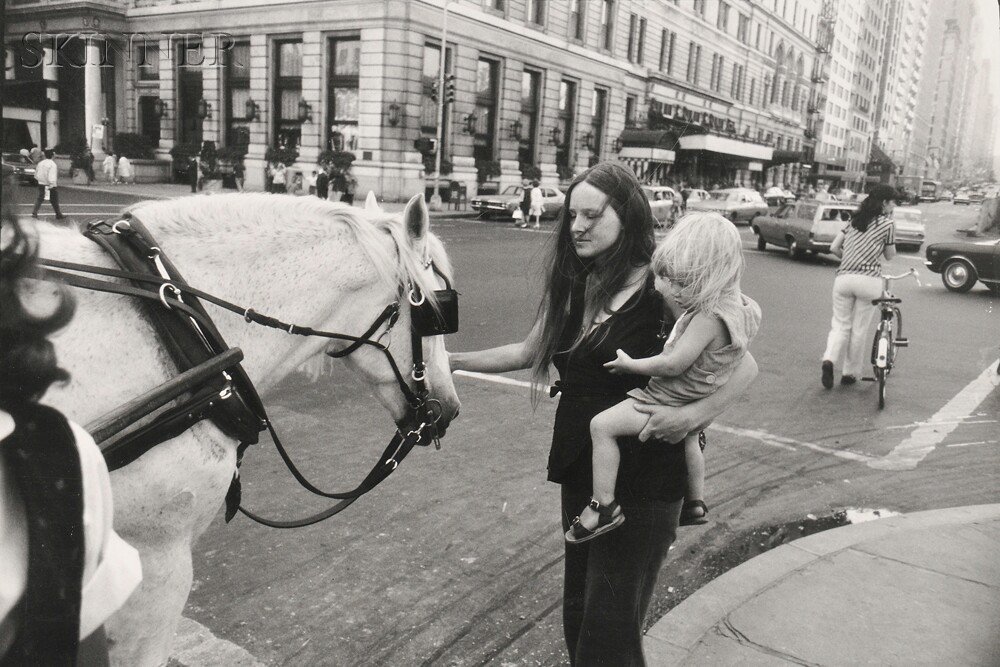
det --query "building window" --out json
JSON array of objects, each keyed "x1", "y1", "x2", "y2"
[
  {"x1": 590, "y1": 87, "x2": 608, "y2": 166},
  {"x1": 624, "y1": 94, "x2": 637, "y2": 128},
  {"x1": 473, "y1": 58, "x2": 500, "y2": 163},
  {"x1": 730, "y1": 63, "x2": 739, "y2": 98},
  {"x1": 327, "y1": 37, "x2": 360, "y2": 152},
  {"x1": 627, "y1": 14, "x2": 637, "y2": 62},
  {"x1": 569, "y1": 0, "x2": 584, "y2": 40},
  {"x1": 527, "y1": 0, "x2": 545, "y2": 26},
  {"x1": 737, "y1": 14, "x2": 750, "y2": 43},
  {"x1": 659, "y1": 30, "x2": 676, "y2": 74},
  {"x1": 136, "y1": 42, "x2": 159, "y2": 81},
  {"x1": 693, "y1": 0, "x2": 705, "y2": 17},
  {"x1": 138, "y1": 96, "x2": 161, "y2": 147},
  {"x1": 686, "y1": 41, "x2": 701, "y2": 84},
  {"x1": 519, "y1": 68, "x2": 542, "y2": 166},
  {"x1": 637, "y1": 18, "x2": 646, "y2": 65},
  {"x1": 490, "y1": 0, "x2": 504, "y2": 10},
  {"x1": 717, "y1": 2, "x2": 730, "y2": 31},
  {"x1": 600, "y1": 0, "x2": 615, "y2": 49},
  {"x1": 755, "y1": 23, "x2": 762, "y2": 49},
  {"x1": 557, "y1": 79, "x2": 577, "y2": 175},
  {"x1": 224, "y1": 41, "x2": 250, "y2": 149},
  {"x1": 273, "y1": 40, "x2": 303, "y2": 150},
  {"x1": 176, "y1": 39, "x2": 203, "y2": 146},
  {"x1": 749, "y1": 77, "x2": 756, "y2": 106},
  {"x1": 710, "y1": 53, "x2": 724, "y2": 92}
]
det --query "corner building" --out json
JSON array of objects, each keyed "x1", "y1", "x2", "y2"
[{"x1": 5, "y1": 0, "x2": 818, "y2": 197}]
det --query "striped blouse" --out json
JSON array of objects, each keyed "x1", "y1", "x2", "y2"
[{"x1": 837, "y1": 214, "x2": 895, "y2": 277}]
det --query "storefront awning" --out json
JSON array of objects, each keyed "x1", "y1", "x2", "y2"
[
  {"x1": 619, "y1": 129, "x2": 677, "y2": 149},
  {"x1": 769, "y1": 150, "x2": 804, "y2": 166},
  {"x1": 677, "y1": 134, "x2": 773, "y2": 161}
]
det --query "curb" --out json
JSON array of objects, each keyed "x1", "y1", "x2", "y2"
[{"x1": 644, "y1": 504, "x2": 1000, "y2": 664}]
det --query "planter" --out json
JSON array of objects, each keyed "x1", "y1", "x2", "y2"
[
  {"x1": 131, "y1": 159, "x2": 171, "y2": 184},
  {"x1": 424, "y1": 178, "x2": 453, "y2": 203}
]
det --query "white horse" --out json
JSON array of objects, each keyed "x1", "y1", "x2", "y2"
[{"x1": 36, "y1": 193, "x2": 461, "y2": 665}]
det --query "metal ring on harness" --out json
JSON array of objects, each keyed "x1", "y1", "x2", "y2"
[
  {"x1": 111, "y1": 220, "x2": 131, "y2": 234},
  {"x1": 411, "y1": 368, "x2": 426, "y2": 382},
  {"x1": 243, "y1": 308, "x2": 255, "y2": 323},
  {"x1": 147, "y1": 246, "x2": 161, "y2": 259},
  {"x1": 408, "y1": 289, "x2": 425, "y2": 307},
  {"x1": 158, "y1": 283, "x2": 182, "y2": 309}
]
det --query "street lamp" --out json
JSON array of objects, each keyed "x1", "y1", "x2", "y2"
[
  {"x1": 244, "y1": 98, "x2": 260, "y2": 121},
  {"x1": 196, "y1": 98, "x2": 212, "y2": 120},
  {"x1": 385, "y1": 100, "x2": 402, "y2": 127},
  {"x1": 509, "y1": 119, "x2": 523, "y2": 141},
  {"x1": 578, "y1": 131, "x2": 594, "y2": 151},
  {"x1": 463, "y1": 113, "x2": 478, "y2": 135},
  {"x1": 549, "y1": 126, "x2": 562, "y2": 146},
  {"x1": 297, "y1": 99, "x2": 313, "y2": 123}
]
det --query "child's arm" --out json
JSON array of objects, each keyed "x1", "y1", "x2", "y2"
[{"x1": 604, "y1": 313, "x2": 724, "y2": 376}]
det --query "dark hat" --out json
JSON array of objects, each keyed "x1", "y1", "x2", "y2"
[{"x1": 867, "y1": 184, "x2": 900, "y2": 203}]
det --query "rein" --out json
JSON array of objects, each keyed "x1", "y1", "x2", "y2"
[{"x1": 37, "y1": 216, "x2": 457, "y2": 527}]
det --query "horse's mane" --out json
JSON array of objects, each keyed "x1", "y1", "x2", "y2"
[{"x1": 124, "y1": 194, "x2": 452, "y2": 300}]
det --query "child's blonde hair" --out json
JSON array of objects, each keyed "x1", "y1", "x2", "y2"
[{"x1": 651, "y1": 212, "x2": 744, "y2": 314}]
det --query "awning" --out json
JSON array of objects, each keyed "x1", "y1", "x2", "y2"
[
  {"x1": 619, "y1": 129, "x2": 677, "y2": 149},
  {"x1": 769, "y1": 150, "x2": 804, "y2": 166},
  {"x1": 677, "y1": 134, "x2": 773, "y2": 161},
  {"x1": 868, "y1": 143, "x2": 895, "y2": 168}
]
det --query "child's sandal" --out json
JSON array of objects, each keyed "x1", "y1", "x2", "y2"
[
  {"x1": 679, "y1": 499, "x2": 709, "y2": 526},
  {"x1": 565, "y1": 498, "x2": 625, "y2": 544}
]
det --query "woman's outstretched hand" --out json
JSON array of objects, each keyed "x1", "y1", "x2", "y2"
[
  {"x1": 632, "y1": 402, "x2": 704, "y2": 443},
  {"x1": 603, "y1": 349, "x2": 636, "y2": 374}
]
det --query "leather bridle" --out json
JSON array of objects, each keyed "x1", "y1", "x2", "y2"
[{"x1": 36, "y1": 216, "x2": 458, "y2": 528}]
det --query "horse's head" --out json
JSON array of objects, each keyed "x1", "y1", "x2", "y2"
[{"x1": 337, "y1": 193, "x2": 460, "y2": 438}]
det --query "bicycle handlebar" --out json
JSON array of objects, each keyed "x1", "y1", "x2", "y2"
[{"x1": 882, "y1": 268, "x2": 919, "y2": 281}]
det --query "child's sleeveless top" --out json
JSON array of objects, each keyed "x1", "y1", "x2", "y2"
[{"x1": 628, "y1": 294, "x2": 761, "y2": 407}]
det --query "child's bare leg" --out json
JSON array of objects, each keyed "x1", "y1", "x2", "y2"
[
  {"x1": 684, "y1": 431, "x2": 705, "y2": 503},
  {"x1": 576, "y1": 400, "x2": 650, "y2": 531}
]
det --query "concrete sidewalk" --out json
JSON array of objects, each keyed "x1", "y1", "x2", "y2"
[
  {"x1": 644, "y1": 504, "x2": 1000, "y2": 665},
  {"x1": 61, "y1": 181, "x2": 481, "y2": 218}
]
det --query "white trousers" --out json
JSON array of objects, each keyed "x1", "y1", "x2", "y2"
[{"x1": 822, "y1": 273, "x2": 881, "y2": 378}]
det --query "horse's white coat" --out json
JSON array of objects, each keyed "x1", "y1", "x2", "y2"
[{"x1": 35, "y1": 193, "x2": 459, "y2": 665}]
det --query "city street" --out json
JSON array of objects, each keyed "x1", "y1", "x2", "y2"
[{"x1": 24, "y1": 186, "x2": 1000, "y2": 665}]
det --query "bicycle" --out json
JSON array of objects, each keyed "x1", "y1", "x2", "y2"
[{"x1": 867, "y1": 268, "x2": 919, "y2": 409}]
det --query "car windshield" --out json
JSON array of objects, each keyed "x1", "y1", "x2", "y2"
[
  {"x1": 820, "y1": 207, "x2": 853, "y2": 221},
  {"x1": 501, "y1": 185, "x2": 523, "y2": 195},
  {"x1": 709, "y1": 191, "x2": 733, "y2": 201}
]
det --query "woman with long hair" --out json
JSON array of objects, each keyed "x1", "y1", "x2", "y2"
[
  {"x1": 821, "y1": 184, "x2": 899, "y2": 387},
  {"x1": 450, "y1": 162, "x2": 758, "y2": 664},
  {"x1": 1, "y1": 174, "x2": 142, "y2": 664}
]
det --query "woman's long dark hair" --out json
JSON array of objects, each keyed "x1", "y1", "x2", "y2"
[
  {"x1": 851, "y1": 185, "x2": 899, "y2": 233},
  {"x1": 0, "y1": 173, "x2": 76, "y2": 408},
  {"x1": 529, "y1": 162, "x2": 655, "y2": 392}
]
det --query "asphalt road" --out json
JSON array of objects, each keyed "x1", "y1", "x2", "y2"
[{"x1": 25, "y1": 187, "x2": 1000, "y2": 665}]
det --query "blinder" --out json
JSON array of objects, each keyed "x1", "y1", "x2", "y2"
[{"x1": 409, "y1": 268, "x2": 459, "y2": 337}]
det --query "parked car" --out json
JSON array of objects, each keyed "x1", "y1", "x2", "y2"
[
  {"x1": 642, "y1": 185, "x2": 678, "y2": 227},
  {"x1": 753, "y1": 201, "x2": 858, "y2": 258},
  {"x1": 891, "y1": 207, "x2": 926, "y2": 252},
  {"x1": 924, "y1": 238, "x2": 1000, "y2": 293},
  {"x1": 688, "y1": 188, "x2": 768, "y2": 223},
  {"x1": 968, "y1": 190, "x2": 985, "y2": 204},
  {"x1": 682, "y1": 188, "x2": 710, "y2": 207},
  {"x1": 939, "y1": 189, "x2": 954, "y2": 202},
  {"x1": 953, "y1": 189, "x2": 971, "y2": 205},
  {"x1": 1, "y1": 152, "x2": 37, "y2": 184},
  {"x1": 470, "y1": 184, "x2": 565, "y2": 219}
]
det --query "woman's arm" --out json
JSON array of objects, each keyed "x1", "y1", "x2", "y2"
[
  {"x1": 449, "y1": 320, "x2": 541, "y2": 374},
  {"x1": 829, "y1": 230, "x2": 845, "y2": 258},
  {"x1": 633, "y1": 352, "x2": 758, "y2": 443}
]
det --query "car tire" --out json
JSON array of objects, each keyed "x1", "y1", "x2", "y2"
[
  {"x1": 729, "y1": 211, "x2": 739, "y2": 223},
  {"x1": 941, "y1": 258, "x2": 977, "y2": 292},
  {"x1": 755, "y1": 229, "x2": 766, "y2": 251}
]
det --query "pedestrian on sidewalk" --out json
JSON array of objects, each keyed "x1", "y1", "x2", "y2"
[
  {"x1": 271, "y1": 162, "x2": 287, "y2": 194},
  {"x1": 234, "y1": 159, "x2": 246, "y2": 192},
  {"x1": 83, "y1": 148, "x2": 95, "y2": 185},
  {"x1": 117, "y1": 155, "x2": 134, "y2": 185},
  {"x1": 528, "y1": 180, "x2": 544, "y2": 229},
  {"x1": 102, "y1": 153, "x2": 118, "y2": 184},
  {"x1": 28, "y1": 145, "x2": 42, "y2": 165},
  {"x1": 516, "y1": 178, "x2": 532, "y2": 228},
  {"x1": 449, "y1": 161, "x2": 758, "y2": 666},
  {"x1": 189, "y1": 155, "x2": 200, "y2": 193},
  {"x1": 820, "y1": 184, "x2": 898, "y2": 388},
  {"x1": 31, "y1": 150, "x2": 66, "y2": 221},
  {"x1": 1, "y1": 184, "x2": 143, "y2": 665}
]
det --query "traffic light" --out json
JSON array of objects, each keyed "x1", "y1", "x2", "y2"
[
  {"x1": 428, "y1": 81, "x2": 439, "y2": 102},
  {"x1": 444, "y1": 74, "x2": 456, "y2": 104}
]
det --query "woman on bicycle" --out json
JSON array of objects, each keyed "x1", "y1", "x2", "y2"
[{"x1": 821, "y1": 184, "x2": 899, "y2": 388}]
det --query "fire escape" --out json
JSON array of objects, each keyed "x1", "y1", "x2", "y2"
[{"x1": 804, "y1": 0, "x2": 836, "y2": 174}]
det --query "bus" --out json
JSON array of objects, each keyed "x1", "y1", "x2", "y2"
[{"x1": 919, "y1": 180, "x2": 941, "y2": 202}]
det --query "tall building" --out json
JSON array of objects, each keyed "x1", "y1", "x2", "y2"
[
  {"x1": 810, "y1": 0, "x2": 891, "y2": 191},
  {"x1": 872, "y1": 0, "x2": 930, "y2": 182},
  {"x1": 3, "y1": 0, "x2": 818, "y2": 196}
]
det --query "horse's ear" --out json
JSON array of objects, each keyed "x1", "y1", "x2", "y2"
[
  {"x1": 402, "y1": 193, "x2": 429, "y2": 251},
  {"x1": 364, "y1": 191, "x2": 381, "y2": 212}
]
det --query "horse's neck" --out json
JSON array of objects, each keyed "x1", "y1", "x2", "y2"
[{"x1": 159, "y1": 224, "x2": 392, "y2": 394}]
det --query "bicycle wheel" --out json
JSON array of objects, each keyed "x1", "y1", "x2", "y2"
[{"x1": 877, "y1": 367, "x2": 887, "y2": 409}]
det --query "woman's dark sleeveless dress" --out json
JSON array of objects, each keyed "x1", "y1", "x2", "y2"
[{"x1": 550, "y1": 275, "x2": 688, "y2": 666}]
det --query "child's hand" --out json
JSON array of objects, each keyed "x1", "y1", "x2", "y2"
[{"x1": 603, "y1": 349, "x2": 635, "y2": 374}]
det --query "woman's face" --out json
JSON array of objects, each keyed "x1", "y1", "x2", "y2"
[{"x1": 568, "y1": 181, "x2": 623, "y2": 260}]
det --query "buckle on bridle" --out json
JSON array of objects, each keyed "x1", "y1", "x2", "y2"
[{"x1": 158, "y1": 282, "x2": 182, "y2": 309}]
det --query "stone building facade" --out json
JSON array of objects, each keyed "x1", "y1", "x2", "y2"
[{"x1": 5, "y1": 0, "x2": 820, "y2": 197}]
